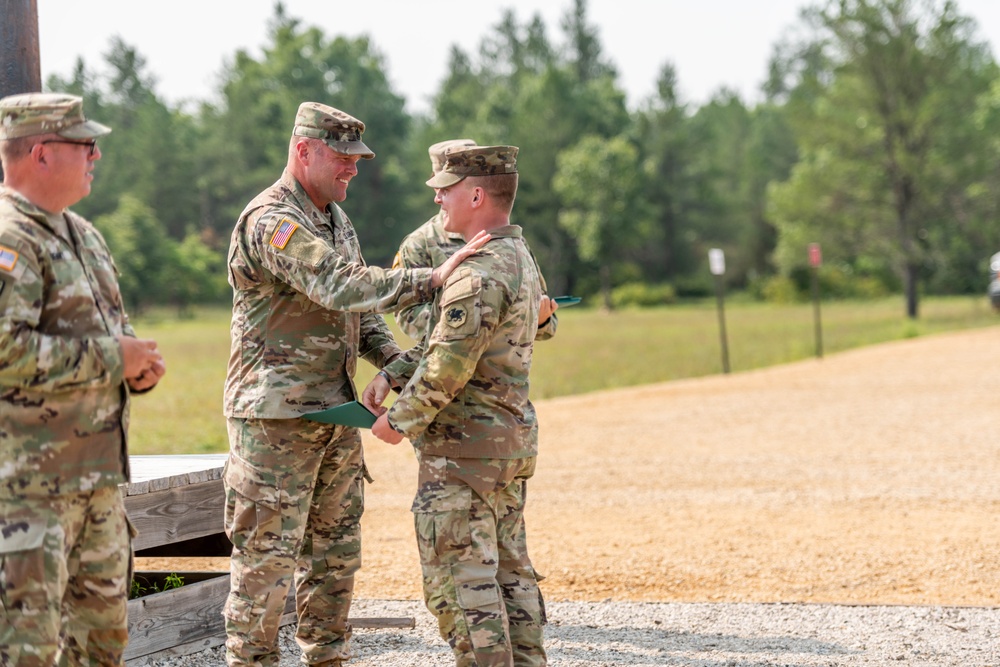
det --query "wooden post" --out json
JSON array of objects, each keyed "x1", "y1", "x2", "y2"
[
  {"x1": 0, "y1": 0, "x2": 40, "y2": 95},
  {"x1": 0, "y1": 0, "x2": 41, "y2": 181}
]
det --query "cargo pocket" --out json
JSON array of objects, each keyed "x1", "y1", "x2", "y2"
[
  {"x1": 412, "y1": 484, "x2": 473, "y2": 566},
  {"x1": 455, "y1": 579, "x2": 506, "y2": 650},
  {"x1": 0, "y1": 510, "x2": 58, "y2": 638},
  {"x1": 224, "y1": 453, "x2": 283, "y2": 553}
]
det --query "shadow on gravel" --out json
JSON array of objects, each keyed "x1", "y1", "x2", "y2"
[{"x1": 546, "y1": 622, "x2": 858, "y2": 665}]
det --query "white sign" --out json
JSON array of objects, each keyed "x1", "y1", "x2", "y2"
[{"x1": 708, "y1": 248, "x2": 725, "y2": 276}]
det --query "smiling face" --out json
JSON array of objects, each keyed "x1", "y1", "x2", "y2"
[
  {"x1": 435, "y1": 179, "x2": 475, "y2": 236},
  {"x1": 298, "y1": 139, "x2": 363, "y2": 209}
]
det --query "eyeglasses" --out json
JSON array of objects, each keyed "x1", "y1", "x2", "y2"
[{"x1": 39, "y1": 139, "x2": 98, "y2": 157}]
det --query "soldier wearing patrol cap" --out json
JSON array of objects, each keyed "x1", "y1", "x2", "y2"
[
  {"x1": 0, "y1": 92, "x2": 166, "y2": 665},
  {"x1": 222, "y1": 102, "x2": 488, "y2": 667},
  {"x1": 364, "y1": 145, "x2": 551, "y2": 667},
  {"x1": 392, "y1": 139, "x2": 558, "y2": 344}
]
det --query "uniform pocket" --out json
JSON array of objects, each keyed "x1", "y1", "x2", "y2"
[
  {"x1": 412, "y1": 484, "x2": 473, "y2": 565},
  {"x1": 0, "y1": 509, "x2": 59, "y2": 638},
  {"x1": 224, "y1": 453, "x2": 283, "y2": 552}
]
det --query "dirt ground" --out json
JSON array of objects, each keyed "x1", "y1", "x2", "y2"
[{"x1": 139, "y1": 326, "x2": 1000, "y2": 606}]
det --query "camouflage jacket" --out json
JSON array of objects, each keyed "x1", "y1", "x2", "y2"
[
  {"x1": 0, "y1": 186, "x2": 133, "y2": 499},
  {"x1": 385, "y1": 225, "x2": 541, "y2": 459},
  {"x1": 393, "y1": 213, "x2": 558, "y2": 343},
  {"x1": 225, "y1": 170, "x2": 434, "y2": 418}
]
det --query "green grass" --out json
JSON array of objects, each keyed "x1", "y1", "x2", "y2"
[{"x1": 126, "y1": 295, "x2": 999, "y2": 455}]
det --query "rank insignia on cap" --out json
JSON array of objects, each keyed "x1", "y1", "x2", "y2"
[
  {"x1": 445, "y1": 304, "x2": 468, "y2": 328},
  {"x1": 269, "y1": 219, "x2": 299, "y2": 250},
  {"x1": 0, "y1": 245, "x2": 19, "y2": 272}
]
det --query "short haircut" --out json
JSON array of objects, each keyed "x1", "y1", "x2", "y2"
[
  {"x1": 0, "y1": 135, "x2": 38, "y2": 166},
  {"x1": 470, "y1": 172, "x2": 518, "y2": 212}
]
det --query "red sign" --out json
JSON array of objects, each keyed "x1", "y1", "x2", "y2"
[{"x1": 808, "y1": 243, "x2": 822, "y2": 267}]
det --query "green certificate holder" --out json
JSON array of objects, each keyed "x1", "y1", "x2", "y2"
[
  {"x1": 303, "y1": 401, "x2": 378, "y2": 428},
  {"x1": 553, "y1": 295, "x2": 582, "y2": 307}
]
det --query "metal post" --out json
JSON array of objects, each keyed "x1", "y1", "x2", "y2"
[
  {"x1": 708, "y1": 249, "x2": 730, "y2": 374},
  {"x1": 811, "y1": 265, "x2": 823, "y2": 358},
  {"x1": 714, "y1": 273, "x2": 731, "y2": 374},
  {"x1": 808, "y1": 243, "x2": 823, "y2": 359}
]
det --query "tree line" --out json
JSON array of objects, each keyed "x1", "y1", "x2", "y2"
[{"x1": 42, "y1": 0, "x2": 1000, "y2": 317}]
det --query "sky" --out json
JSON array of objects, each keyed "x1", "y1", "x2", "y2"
[{"x1": 37, "y1": 0, "x2": 1000, "y2": 115}]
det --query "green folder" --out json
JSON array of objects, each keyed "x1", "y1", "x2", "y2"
[
  {"x1": 554, "y1": 295, "x2": 582, "y2": 307},
  {"x1": 303, "y1": 401, "x2": 378, "y2": 428}
]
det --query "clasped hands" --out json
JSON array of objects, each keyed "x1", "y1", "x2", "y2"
[{"x1": 118, "y1": 336, "x2": 166, "y2": 392}]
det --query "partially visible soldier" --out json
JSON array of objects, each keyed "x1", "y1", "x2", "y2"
[
  {"x1": 393, "y1": 139, "x2": 558, "y2": 343},
  {"x1": 364, "y1": 145, "x2": 550, "y2": 667},
  {"x1": 0, "y1": 93, "x2": 166, "y2": 666},
  {"x1": 223, "y1": 102, "x2": 487, "y2": 667}
]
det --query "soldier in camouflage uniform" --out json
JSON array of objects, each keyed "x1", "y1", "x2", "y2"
[
  {"x1": 223, "y1": 102, "x2": 487, "y2": 667},
  {"x1": 392, "y1": 139, "x2": 557, "y2": 344},
  {"x1": 364, "y1": 146, "x2": 553, "y2": 667},
  {"x1": 0, "y1": 93, "x2": 166, "y2": 666}
]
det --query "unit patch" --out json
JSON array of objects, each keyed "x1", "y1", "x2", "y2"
[
  {"x1": 269, "y1": 219, "x2": 299, "y2": 249},
  {"x1": 445, "y1": 304, "x2": 468, "y2": 328}
]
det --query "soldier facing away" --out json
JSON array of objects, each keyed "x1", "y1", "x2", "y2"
[
  {"x1": 222, "y1": 102, "x2": 487, "y2": 667},
  {"x1": 0, "y1": 92, "x2": 166, "y2": 666},
  {"x1": 364, "y1": 145, "x2": 551, "y2": 667}
]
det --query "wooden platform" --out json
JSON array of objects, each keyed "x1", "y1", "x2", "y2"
[{"x1": 122, "y1": 454, "x2": 413, "y2": 664}]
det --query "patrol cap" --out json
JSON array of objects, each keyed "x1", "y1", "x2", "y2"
[
  {"x1": 425, "y1": 145, "x2": 518, "y2": 189},
  {"x1": 428, "y1": 138, "x2": 476, "y2": 174},
  {"x1": 292, "y1": 102, "x2": 374, "y2": 159},
  {"x1": 0, "y1": 92, "x2": 111, "y2": 140}
]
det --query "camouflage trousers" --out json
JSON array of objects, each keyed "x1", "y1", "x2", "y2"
[
  {"x1": 0, "y1": 486, "x2": 132, "y2": 666},
  {"x1": 413, "y1": 454, "x2": 547, "y2": 667},
  {"x1": 223, "y1": 418, "x2": 367, "y2": 667}
]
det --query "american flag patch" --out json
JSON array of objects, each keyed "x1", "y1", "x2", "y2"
[
  {"x1": 269, "y1": 219, "x2": 299, "y2": 249},
  {"x1": 0, "y1": 245, "x2": 18, "y2": 272}
]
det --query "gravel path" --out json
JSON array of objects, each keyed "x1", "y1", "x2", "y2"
[{"x1": 134, "y1": 599, "x2": 1000, "y2": 666}]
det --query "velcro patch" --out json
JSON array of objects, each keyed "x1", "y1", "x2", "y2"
[
  {"x1": 445, "y1": 304, "x2": 468, "y2": 328},
  {"x1": 0, "y1": 245, "x2": 18, "y2": 272},
  {"x1": 269, "y1": 219, "x2": 299, "y2": 250}
]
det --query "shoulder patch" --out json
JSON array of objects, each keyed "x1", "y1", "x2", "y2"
[
  {"x1": 269, "y1": 218, "x2": 299, "y2": 250},
  {"x1": 445, "y1": 303, "x2": 468, "y2": 328},
  {"x1": 0, "y1": 245, "x2": 18, "y2": 273}
]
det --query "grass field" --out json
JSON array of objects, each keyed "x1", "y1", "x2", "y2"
[{"x1": 126, "y1": 295, "x2": 999, "y2": 455}]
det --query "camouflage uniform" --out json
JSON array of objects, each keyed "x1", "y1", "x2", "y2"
[
  {"x1": 0, "y1": 94, "x2": 135, "y2": 666},
  {"x1": 382, "y1": 146, "x2": 547, "y2": 667},
  {"x1": 223, "y1": 103, "x2": 433, "y2": 666},
  {"x1": 392, "y1": 139, "x2": 556, "y2": 345}
]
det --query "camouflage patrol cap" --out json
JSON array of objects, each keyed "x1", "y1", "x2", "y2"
[
  {"x1": 0, "y1": 92, "x2": 111, "y2": 140},
  {"x1": 425, "y1": 145, "x2": 518, "y2": 189},
  {"x1": 292, "y1": 102, "x2": 374, "y2": 159},
  {"x1": 428, "y1": 138, "x2": 476, "y2": 174}
]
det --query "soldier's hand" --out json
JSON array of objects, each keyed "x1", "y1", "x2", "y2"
[
  {"x1": 430, "y1": 230, "x2": 491, "y2": 288},
  {"x1": 128, "y1": 358, "x2": 166, "y2": 392},
  {"x1": 538, "y1": 295, "x2": 558, "y2": 326},
  {"x1": 362, "y1": 374, "x2": 391, "y2": 413},
  {"x1": 372, "y1": 413, "x2": 405, "y2": 445},
  {"x1": 118, "y1": 336, "x2": 163, "y2": 380}
]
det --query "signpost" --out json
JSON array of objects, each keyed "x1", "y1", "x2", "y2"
[
  {"x1": 809, "y1": 242, "x2": 823, "y2": 358},
  {"x1": 708, "y1": 248, "x2": 730, "y2": 374}
]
